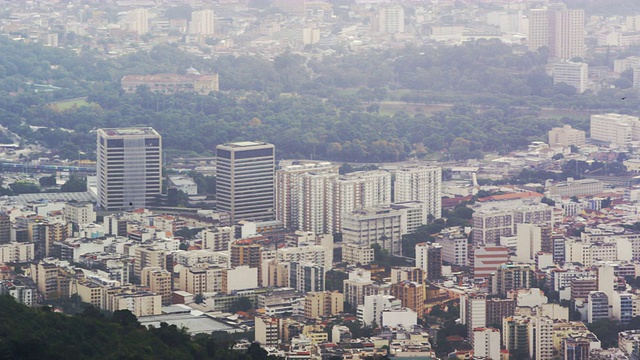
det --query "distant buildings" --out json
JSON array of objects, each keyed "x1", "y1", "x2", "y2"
[
  {"x1": 552, "y1": 61, "x2": 588, "y2": 93},
  {"x1": 590, "y1": 113, "x2": 640, "y2": 149},
  {"x1": 121, "y1": 73, "x2": 219, "y2": 95},
  {"x1": 393, "y1": 165, "x2": 442, "y2": 220},
  {"x1": 528, "y1": 5, "x2": 585, "y2": 60},
  {"x1": 96, "y1": 127, "x2": 162, "y2": 211},
  {"x1": 548, "y1": 125, "x2": 586, "y2": 147}
]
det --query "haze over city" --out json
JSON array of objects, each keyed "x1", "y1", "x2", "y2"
[{"x1": 2, "y1": 0, "x2": 640, "y2": 359}]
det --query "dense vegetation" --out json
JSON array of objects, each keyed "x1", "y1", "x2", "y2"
[
  {"x1": 0, "y1": 296, "x2": 267, "y2": 360},
  {"x1": 0, "y1": 37, "x2": 639, "y2": 162}
]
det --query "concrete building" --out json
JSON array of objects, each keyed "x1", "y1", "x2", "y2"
[
  {"x1": 473, "y1": 245, "x2": 509, "y2": 279},
  {"x1": 587, "y1": 291, "x2": 610, "y2": 323},
  {"x1": 201, "y1": 226, "x2": 235, "y2": 252},
  {"x1": 528, "y1": 6, "x2": 585, "y2": 60},
  {"x1": 342, "y1": 207, "x2": 403, "y2": 256},
  {"x1": 436, "y1": 227, "x2": 468, "y2": 266},
  {"x1": 96, "y1": 128, "x2": 162, "y2": 210},
  {"x1": 0, "y1": 242, "x2": 34, "y2": 263},
  {"x1": 548, "y1": 179, "x2": 603, "y2": 197},
  {"x1": 516, "y1": 223, "x2": 544, "y2": 263},
  {"x1": 391, "y1": 281, "x2": 425, "y2": 317},
  {"x1": 189, "y1": 9, "x2": 215, "y2": 36},
  {"x1": 553, "y1": 61, "x2": 588, "y2": 93},
  {"x1": 548, "y1": 125, "x2": 586, "y2": 147},
  {"x1": 274, "y1": 0, "x2": 306, "y2": 17},
  {"x1": 277, "y1": 245, "x2": 332, "y2": 272},
  {"x1": 255, "y1": 316, "x2": 280, "y2": 347},
  {"x1": 121, "y1": 73, "x2": 219, "y2": 95},
  {"x1": 125, "y1": 8, "x2": 149, "y2": 35},
  {"x1": 378, "y1": 4, "x2": 405, "y2": 33},
  {"x1": 503, "y1": 315, "x2": 531, "y2": 357},
  {"x1": 289, "y1": 262, "x2": 324, "y2": 293},
  {"x1": 0, "y1": 280, "x2": 34, "y2": 306},
  {"x1": 532, "y1": 316, "x2": 554, "y2": 360},
  {"x1": 63, "y1": 202, "x2": 96, "y2": 226},
  {"x1": 415, "y1": 242, "x2": 442, "y2": 280},
  {"x1": 141, "y1": 267, "x2": 172, "y2": 306},
  {"x1": 275, "y1": 162, "x2": 337, "y2": 232},
  {"x1": 473, "y1": 327, "x2": 501, "y2": 360},
  {"x1": 393, "y1": 165, "x2": 441, "y2": 220},
  {"x1": 358, "y1": 294, "x2": 402, "y2": 327},
  {"x1": 382, "y1": 307, "x2": 417, "y2": 329},
  {"x1": 472, "y1": 204, "x2": 552, "y2": 245},
  {"x1": 590, "y1": 113, "x2": 640, "y2": 148},
  {"x1": 342, "y1": 242, "x2": 375, "y2": 265},
  {"x1": 134, "y1": 247, "x2": 166, "y2": 278},
  {"x1": 216, "y1": 142, "x2": 275, "y2": 222},
  {"x1": 178, "y1": 265, "x2": 224, "y2": 295},
  {"x1": 304, "y1": 291, "x2": 343, "y2": 320},
  {"x1": 492, "y1": 263, "x2": 534, "y2": 297}
]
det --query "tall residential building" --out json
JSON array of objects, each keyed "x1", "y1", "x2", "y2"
[
  {"x1": 289, "y1": 262, "x2": 324, "y2": 293},
  {"x1": 503, "y1": 316, "x2": 531, "y2": 357},
  {"x1": 0, "y1": 214, "x2": 10, "y2": 244},
  {"x1": 553, "y1": 61, "x2": 588, "y2": 93},
  {"x1": 472, "y1": 327, "x2": 501, "y2": 360},
  {"x1": 141, "y1": 267, "x2": 172, "y2": 306},
  {"x1": 516, "y1": 223, "x2": 544, "y2": 263},
  {"x1": 304, "y1": 291, "x2": 343, "y2": 320},
  {"x1": 216, "y1": 142, "x2": 275, "y2": 222},
  {"x1": 590, "y1": 113, "x2": 640, "y2": 149},
  {"x1": 378, "y1": 4, "x2": 405, "y2": 33},
  {"x1": 532, "y1": 316, "x2": 554, "y2": 360},
  {"x1": 341, "y1": 207, "x2": 403, "y2": 256},
  {"x1": 394, "y1": 165, "x2": 441, "y2": 220},
  {"x1": 391, "y1": 281, "x2": 425, "y2": 316},
  {"x1": 275, "y1": 162, "x2": 338, "y2": 231},
  {"x1": 587, "y1": 291, "x2": 609, "y2": 323},
  {"x1": 125, "y1": 8, "x2": 149, "y2": 35},
  {"x1": 189, "y1": 9, "x2": 215, "y2": 36},
  {"x1": 491, "y1": 263, "x2": 534, "y2": 297},
  {"x1": 96, "y1": 128, "x2": 162, "y2": 211},
  {"x1": 548, "y1": 125, "x2": 586, "y2": 147},
  {"x1": 472, "y1": 245, "x2": 509, "y2": 279},
  {"x1": 472, "y1": 204, "x2": 553, "y2": 245},
  {"x1": 201, "y1": 226, "x2": 235, "y2": 252},
  {"x1": 436, "y1": 227, "x2": 469, "y2": 266},
  {"x1": 415, "y1": 242, "x2": 442, "y2": 280},
  {"x1": 528, "y1": 6, "x2": 585, "y2": 60}
]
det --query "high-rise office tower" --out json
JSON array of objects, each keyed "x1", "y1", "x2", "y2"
[
  {"x1": 528, "y1": 5, "x2": 585, "y2": 60},
  {"x1": 394, "y1": 165, "x2": 441, "y2": 220},
  {"x1": 96, "y1": 128, "x2": 162, "y2": 211},
  {"x1": 216, "y1": 141, "x2": 275, "y2": 222}
]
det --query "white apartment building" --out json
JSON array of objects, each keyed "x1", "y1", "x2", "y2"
[
  {"x1": 277, "y1": 245, "x2": 333, "y2": 271},
  {"x1": 532, "y1": 316, "x2": 554, "y2": 360},
  {"x1": 0, "y1": 242, "x2": 34, "y2": 263},
  {"x1": 516, "y1": 223, "x2": 543, "y2": 263},
  {"x1": 96, "y1": 128, "x2": 162, "y2": 210},
  {"x1": 189, "y1": 9, "x2": 215, "y2": 36},
  {"x1": 342, "y1": 242, "x2": 375, "y2": 265},
  {"x1": 473, "y1": 327, "x2": 501, "y2": 360},
  {"x1": 378, "y1": 4, "x2": 405, "y2": 33},
  {"x1": 548, "y1": 178, "x2": 603, "y2": 197},
  {"x1": 63, "y1": 202, "x2": 96, "y2": 225},
  {"x1": 358, "y1": 294, "x2": 402, "y2": 326},
  {"x1": 436, "y1": 228, "x2": 468, "y2": 266},
  {"x1": 275, "y1": 162, "x2": 338, "y2": 232},
  {"x1": 0, "y1": 280, "x2": 34, "y2": 306},
  {"x1": 276, "y1": 166, "x2": 391, "y2": 234},
  {"x1": 124, "y1": 8, "x2": 149, "y2": 35},
  {"x1": 548, "y1": 125, "x2": 586, "y2": 147},
  {"x1": 200, "y1": 226, "x2": 235, "y2": 252},
  {"x1": 472, "y1": 203, "x2": 553, "y2": 245},
  {"x1": 341, "y1": 207, "x2": 403, "y2": 256},
  {"x1": 590, "y1": 113, "x2": 640, "y2": 148},
  {"x1": 553, "y1": 61, "x2": 588, "y2": 93},
  {"x1": 394, "y1": 165, "x2": 442, "y2": 220}
]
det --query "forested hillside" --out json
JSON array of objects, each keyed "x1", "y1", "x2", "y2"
[
  {"x1": 0, "y1": 37, "x2": 637, "y2": 161},
  {"x1": 0, "y1": 296, "x2": 258, "y2": 360}
]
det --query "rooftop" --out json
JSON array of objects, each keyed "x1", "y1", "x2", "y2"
[{"x1": 98, "y1": 127, "x2": 159, "y2": 137}]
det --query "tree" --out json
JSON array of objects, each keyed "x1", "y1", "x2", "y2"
[
  {"x1": 39, "y1": 174, "x2": 56, "y2": 187},
  {"x1": 112, "y1": 309, "x2": 140, "y2": 328},
  {"x1": 60, "y1": 176, "x2": 86, "y2": 192},
  {"x1": 229, "y1": 297, "x2": 253, "y2": 313},
  {"x1": 9, "y1": 182, "x2": 40, "y2": 194}
]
